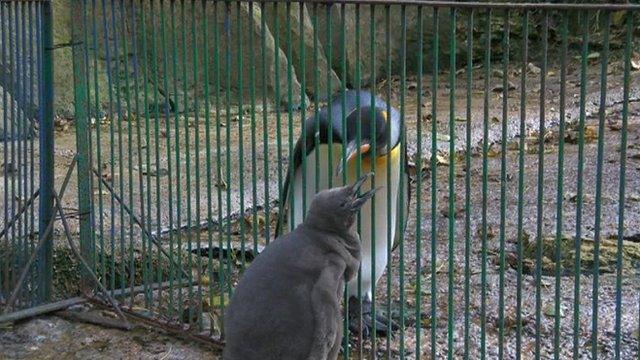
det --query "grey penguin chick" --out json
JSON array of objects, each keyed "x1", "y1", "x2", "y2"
[{"x1": 223, "y1": 173, "x2": 379, "y2": 360}]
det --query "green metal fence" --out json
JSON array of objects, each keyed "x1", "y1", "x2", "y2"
[
  {"x1": 0, "y1": 0, "x2": 55, "y2": 310},
  {"x1": 0, "y1": 0, "x2": 636, "y2": 359}
]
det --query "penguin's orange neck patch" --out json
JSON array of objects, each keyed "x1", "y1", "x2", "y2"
[
  {"x1": 346, "y1": 144, "x2": 371, "y2": 164},
  {"x1": 350, "y1": 144, "x2": 400, "y2": 171}
]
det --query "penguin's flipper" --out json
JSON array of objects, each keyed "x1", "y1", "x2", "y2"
[
  {"x1": 392, "y1": 143, "x2": 411, "y2": 252},
  {"x1": 275, "y1": 173, "x2": 290, "y2": 238}
]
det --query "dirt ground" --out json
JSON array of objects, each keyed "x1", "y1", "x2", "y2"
[{"x1": 1, "y1": 57, "x2": 639, "y2": 359}]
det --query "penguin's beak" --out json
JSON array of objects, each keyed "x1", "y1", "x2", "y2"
[
  {"x1": 350, "y1": 171, "x2": 374, "y2": 193},
  {"x1": 348, "y1": 172, "x2": 379, "y2": 211},
  {"x1": 336, "y1": 140, "x2": 371, "y2": 175}
]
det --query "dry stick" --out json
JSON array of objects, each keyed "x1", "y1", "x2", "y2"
[
  {"x1": 91, "y1": 168, "x2": 189, "y2": 279},
  {"x1": 3, "y1": 156, "x2": 78, "y2": 313},
  {"x1": 52, "y1": 188, "x2": 133, "y2": 330},
  {"x1": 88, "y1": 297, "x2": 225, "y2": 351},
  {"x1": 56, "y1": 309, "x2": 133, "y2": 331},
  {"x1": 0, "y1": 189, "x2": 39, "y2": 240}
]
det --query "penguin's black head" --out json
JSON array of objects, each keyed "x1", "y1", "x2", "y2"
[
  {"x1": 306, "y1": 172, "x2": 380, "y2": 233},
  {"x1": 336, "y1": 106, "x2": 399, "y2": 175}
]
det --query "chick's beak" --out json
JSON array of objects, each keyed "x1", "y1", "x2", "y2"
[{"x1": 336, "y1": 140, "x2": 371, "y2": 175}]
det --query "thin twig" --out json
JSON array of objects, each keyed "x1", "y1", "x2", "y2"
[
  {"x1": 2, "y1": 156, "x2": 78, "y2": 314},
  {"x1": 53, "y1": 189, "x2": 132, "y2": 330},
  {"x1": 92, "y1": 168, "x2": 189, "y2": 279}
]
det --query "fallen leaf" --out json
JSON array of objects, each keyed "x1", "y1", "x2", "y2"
[
  {"x1": 544, "y1": 304, "x2": 565, "y2": 318},
  {"x1": 487, "y1": 145, "x2": 501, "y2": 158},
  {"x1": 611, "y1": 10, "x2": 626, "y2": 26},
  {"x1": 584, "y1": 125, "x2": 598, "y2": 142},
  {"x1": 527, "y1": 63, "x2": 541, "y2": 75},
  {"x1": 588, "y1": 52, "x2": 600, "y2": 60},
  {"x1": 93, "y1": 189, "x2": 109, "y2": 196},
  {"x1": 436, "y1": 133, "x2": 451, "y2": 142},
  {"x1": 435, "y1": 153, "x2": 449, "y2": 166},
  {"x1": 214, "y1": 179, "x2": 227, "y2": 189}
]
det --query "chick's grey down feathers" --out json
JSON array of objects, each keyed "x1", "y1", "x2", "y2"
[{"x1": 223, "y1": 175, "x2": 378, "y2": 360}]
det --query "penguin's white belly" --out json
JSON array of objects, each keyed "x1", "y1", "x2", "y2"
[{"x1": 289, "y1": 144, "x2": 402, "y2": 300}]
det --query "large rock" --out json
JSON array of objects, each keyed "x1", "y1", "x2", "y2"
[{"x1": 270, "y1": 2, "x2": 341, "y2": 101}]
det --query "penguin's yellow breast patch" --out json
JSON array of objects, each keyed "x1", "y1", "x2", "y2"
[{"x1": 349, "y1": 144, "x2": 401, "y2": 174}]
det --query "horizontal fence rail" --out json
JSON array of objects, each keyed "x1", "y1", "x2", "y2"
[
  {"x1": 0, "y1": 0, "x2": 54, "y2": 311},
  {"x1": 0, "y1": 0, "x2": 625, "y2": 359}
]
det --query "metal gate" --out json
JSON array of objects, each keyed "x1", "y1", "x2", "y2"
[{"x1": 0, "y1": 0, "x2": 54, "y2": 311}]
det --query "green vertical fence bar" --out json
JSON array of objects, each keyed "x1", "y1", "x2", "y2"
[
  {"x1": 214, "y1": 0, "x2": 227, "y2": 318},
  {"x1": 28, "y1": 2, "x2": 37, "y2": 306},
  {"x1": 615, "y1": 11, "x2": 633, "y2": 360},
  {"x1": 202, "y1": 0, "x2": 215, "y2": 329},
  {"x1": 235, "y1": 1, "x2": 246, "y2": 271},
  {"x1": 140, "y1": 0, "x2": 154, "y2": 307},
  {"x1": 591, "y1": 11, "x2": 611, "y2": 360},
  {"x1": 516, "y1": 10, "x2": 528, "y2": 359},
  {"x1": 71, "y1": 0, "x2": 93, "y2": 293},
  {"x1": 100, "y1": 0, "x2": 116, "y2": 296},
  {"x1": 399, "y1": 4, "x2": 408, "y2": 357},
  {"x1": 415, "y1": 6, "x2": 424, "y2": 359},
  {"x1": 498, "y1": 9, "x2": 509, "y2": 359},
  {"x1": 15, "y1": 2, "x2": 23, "y2": 300},
  {"x1": 184, "y1": 0, "x2": 195, "y2": 323},
  {"x1": 464, "y1": 9, "x2": 473, "y2": 360},
  {"x1": 249, "y1": 1, "x2": 258, "y2": 256},
  {"x1": 430, "y1": 7, "x2": 439, "y2": 359},
  {"x1": 273, "y1": 2, "x2": 282, "y2": 224},
  {"x1": 312, "y1": 3, "x2": 319, "y2": 195},
  {"x1": 109, "y1": 0, "x2": 125, "y2": 296},
  {"x1": 119, "y1": 0, "x2": 136, "y2": 308},
  {"x1": 193, "y1": 0, "x2": 204, "y2": 327},
  {"x1": 286, "y1": 1, "x2": 294, "y2": 231},
  {"x1": 480, "y1": 8, "x2": 491, "y2": 360},
  {"x1": 554, "y1": 12, "x2": 568, "y2": 360},
  {"x1": 37, "y1": 0, "x2": 54, "y2": 302},
  {"x1": 573, "y1": 11, "x2": 589, "y2": 359},
  {"x1": 535, "y1": 12, "x2": 549, "y2": 360},
  {"x1": 260, "y1": 1, "x2": 270, "y2": 245},
  {"x1": 447, "y1": 7, "x2": 456, "y2": 360},
  {"x1": 224, "y1": 0, "x2": 232, "y2": 308},
  {"x1": 92, "y1": 0, "x2": 107, "y2": 291},
  {"x1": 354, "y1": 4, "x2": 364, "y2": 355},
  {"x1": 339, "y1": 2, "x2": 347, "y2": 355},
  {"x1": 300, "y1": 2, "x2": 308, "y2": 221},
  {"x1": 325, "y1": 4, "x2": 333, "y2": 189},
  {"x1": 384, "y1": 4, "x2": 392, "y2": 356},
  {"x1": 170, "y1": 0, "x2": 184, "y2": 317},
  {"x1": 1, "y1": 1, "x2": 7, "y2": 301},
  {"x1": 250, "y1": 2, "x2": 260, "y2": 256},
  {"x1": 368, "y1": 4, "x2": 377, "y2": 349},
  {"x1": 158, "y1": 0, "x2": 175, "y2": 315}
]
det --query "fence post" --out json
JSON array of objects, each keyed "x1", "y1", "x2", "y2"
[
  {"x1": 71, "y1": 0, "x2": 93, "y2": 289},
  {"x1": 37, "y1": 0, "x2": 54, "y2": 303}
]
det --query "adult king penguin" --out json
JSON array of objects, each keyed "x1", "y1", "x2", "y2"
[{"x1": 276, "y1": 90, "x2": 410, "y2": 336}]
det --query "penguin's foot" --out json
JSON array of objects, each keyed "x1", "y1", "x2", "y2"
[{"x1": 347, "y1": 296, "x2": 399, "y2": 337}]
